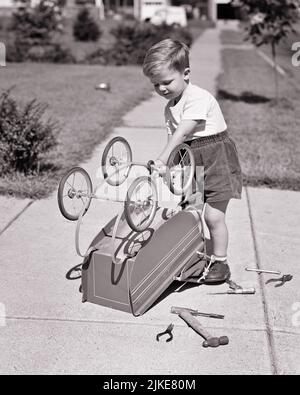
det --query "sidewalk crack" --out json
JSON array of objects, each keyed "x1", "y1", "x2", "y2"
[
  {"x1": 0, "y1": 200, "x2": 34, "y2": 237},
  {"x1": 245, "y1": 186, "x2": 279, "y2": 375}
]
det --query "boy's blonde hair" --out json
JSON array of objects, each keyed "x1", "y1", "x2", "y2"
[{"x1": 143, "y1": 39, "x2": 189, "y2": 78}]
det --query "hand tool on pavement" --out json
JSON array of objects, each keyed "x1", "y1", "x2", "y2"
[
  {"x1": 156, "y1": 323, "x2": 174, "y2": 342},
  {"x1": 222, "y1": 278, "x2": 255, "y2": 294},
  {"x1": 227, "y1": 288, "x2": 255, "y2": 294},
  {"x1": 208, "y1": 276, "x2": 256, "y2": 295},
  {"x1": 208, "y1": 288, "x2": 256, "y2": 295},
  {"x1": 171, "y1": 306, "x2": 224, "y2": 319},
  {"x1": 226, "y1": 278, "x2": 243, "y2": 290},
  {"x1": 171, "y1": 307, "x2": 229, "y2": 348},
  {"x1": 245, "y1": 268, "x2": 281, "y2": 275},
  {"x1": 266, "y1": 274, "x2": 293, "y2": 287}
]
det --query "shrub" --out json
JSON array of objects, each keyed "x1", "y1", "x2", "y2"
[
  {"x1": 27, "y1": 43, "x2": 74, "y2": 63},
  {"x1": 0, "y1": 89, "x2": 59, "y2": 175},
  {"x1": 6, "y1": 40, "x2": 74, "y2": 63},
  {"x1": 73, "y1": 7, "x2": 102, "y2": 42},
  {"x1": 8, "y1": 0, "x2": 69, "y2": 62},
  {"x1": 87, "y1": 22, "x2": 193, "y2": 65},
  {"x1": 84, "y1": 47, "x2": 108, "y2": 65},
  {"x1": 110, "y1": 22, "x2": 193, "y2": 65}
]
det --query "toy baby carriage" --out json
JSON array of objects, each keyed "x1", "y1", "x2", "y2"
[{"x1": 57, "y1": 137, "x2": 212, "y2": 315}]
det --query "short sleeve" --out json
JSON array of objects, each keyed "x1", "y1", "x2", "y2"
[{"x1": 182, "y1": 94, "x2": 209, "y2": 121}]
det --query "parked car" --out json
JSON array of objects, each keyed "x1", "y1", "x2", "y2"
[
  {"x1": 150, "y1": 6, "x2": 188, "y2": 27},
  {"x1": 140, "y1": 0, "x2": 169, "y2": 22}
]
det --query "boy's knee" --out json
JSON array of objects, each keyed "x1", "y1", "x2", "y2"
[{"x1": 204, "y1": 211, "x2": 224, "y2": 230}]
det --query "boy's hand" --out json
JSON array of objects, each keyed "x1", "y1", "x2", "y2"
[{"x1": 153, "y1": 159, "x2": 167, "y2": 176}]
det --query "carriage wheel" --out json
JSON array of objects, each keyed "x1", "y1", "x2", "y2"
[
  {"x1": 57, "y1": 167, "x2": 92, "y2": 221},
  {"x1": 166, "y1": 143, "x2": 195, "y2": 196},
  {"x1": 124, "y1": 176, "x2": 158, "y2": 232},
  {"x1": 101, "y1": 136, "x2": 132, "y2": 186}
]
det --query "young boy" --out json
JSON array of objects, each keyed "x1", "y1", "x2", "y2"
[{"x1": 143, "y1": 39, "x2": 242, "y2": 283}]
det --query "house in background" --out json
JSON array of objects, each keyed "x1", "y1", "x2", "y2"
[
  {"x1": 216, "y1": 0, "x2": 239, "y2": 19},
  {"x1": 0, "y1": 0, "x2": 16, "y2": 16},
  {"x1": 0, "y1": 0, "x2": 40, "y2": 5},
  {"x1": 0, "y1": 0, "x2": 240, "y2": 21},
  {"x1": 0, "y1": 0, "x2": 14, "y2": 5},
  {"x1": 134, "y1": 0, "x2": 218, "y2": 22}
]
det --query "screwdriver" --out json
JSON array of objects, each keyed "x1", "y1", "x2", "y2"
[
  {"x1": 171, "y1": 306, "x2": 224, "y2": 319},
  {"x1": 209, "y1": 288, "x2": 256, "y2": 295}
]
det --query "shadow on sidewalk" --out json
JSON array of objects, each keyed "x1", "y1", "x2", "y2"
[
  {"x1": 66, "y1": 263, "x2": 82, "y2": 280},
  {"x1": 217, "y1": 89, "x2": 271, "y2": 104},
  {"x1": 145, "y1": 237, "x2": 217, "y2": 312}
]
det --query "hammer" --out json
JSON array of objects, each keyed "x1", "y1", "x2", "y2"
[{"x1": 171, "y1": 307, "x2": 229, "y2": 348}]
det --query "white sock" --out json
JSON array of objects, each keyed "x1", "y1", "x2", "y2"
[{"x1": 213, "y1": 255, "x2": 227, "y2": 262}]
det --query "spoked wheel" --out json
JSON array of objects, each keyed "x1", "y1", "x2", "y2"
[
  {"x1": 166, "y1": 143, "x2": 195, "y2": 195},
  {"x1": 124, "y1": 176, "x2": 158, "y2": 232},
  {"x1": 58, "y1": 167, "x2": 92, "y2": 221},
  {"x1": 101, "y1": 137, "x2": 132, "y2": 186}
]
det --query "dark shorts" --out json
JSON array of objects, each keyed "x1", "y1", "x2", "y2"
[{"x1": 187, "y1": 131, "x2": 243, "y2": 203}]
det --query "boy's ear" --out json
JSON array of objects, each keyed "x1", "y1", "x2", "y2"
[{"x1": 183, "y1": 68, "x2": 190, "y2": 81}]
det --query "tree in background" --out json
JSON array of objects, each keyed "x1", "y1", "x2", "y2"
[
  {"x1": 9, "y1": 0, "x2": 72, "y2": 62},
  {"x1": 232, "y1": 0, "x2": 300, "y2": 100},
  {"x1": 11, "y1": 0, "x2": 64, "y2": 55},
  {"x1": 73, "y1": 6, "x2": 101, "y2": 41}
]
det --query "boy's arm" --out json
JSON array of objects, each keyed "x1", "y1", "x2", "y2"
[{"x1": 157, "y1": 119, "x2": 199, "y2": 164}]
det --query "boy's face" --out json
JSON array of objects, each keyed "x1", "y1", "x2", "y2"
[{"x1": 149, "y1": 65, "x2": 190, "y2": 102}]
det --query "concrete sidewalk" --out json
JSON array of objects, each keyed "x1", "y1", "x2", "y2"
[{"x1": 0, "y1": 22, "x2": 299, "y2": 375}]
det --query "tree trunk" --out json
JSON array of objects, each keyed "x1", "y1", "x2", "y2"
[{"x1": 271, "y1": 41, "x2": 278, "y2": 104}]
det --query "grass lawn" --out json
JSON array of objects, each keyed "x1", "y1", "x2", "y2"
[
  {"x1": 0, "y1": 63, "x2": 153, "y2": 198},
  {"x1": 258, "y1": 22, "x2": 300, "y2": 85},
  {"x1": 232, "y1": 21, "x2": 300, "y2": 82},
  {"x1": 0, "y1": 12, "x2": 206, "y2": 200},
  {"x1": 218, "y1": 28, "x2": 300, "y2": 191}
]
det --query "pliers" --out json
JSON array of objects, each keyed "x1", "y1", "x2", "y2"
[
  {"x1": 266, "y1": 274, "x2": 293, "y2": 287},
  {"x1": 156, "y1": 323, "x2": 174, "y2": 342}
]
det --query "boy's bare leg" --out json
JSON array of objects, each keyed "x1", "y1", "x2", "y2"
[
  {"x1": 204, "y1": 200, "x2": 229, "y2": 257},
  {"x1": 203, "y1": 200, "x2": 230, "y2": 282}
]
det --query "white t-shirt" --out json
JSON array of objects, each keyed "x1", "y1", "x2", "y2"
[{"x1": 164, "y1": 83, "x2": 227, "y2": 138}]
